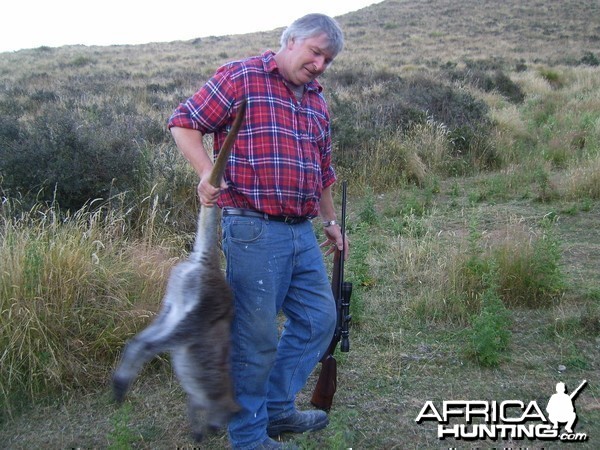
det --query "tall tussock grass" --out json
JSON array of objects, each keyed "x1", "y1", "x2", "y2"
[
  {"x1": 561, "y1": 155, "x2": 600, "y2": 200},
  {"x1": 403, "y1": 215, "x2": 565, "y2": 325},
  {"x1": 0, "y1": 198, "x2": 179, "y2": 419}
]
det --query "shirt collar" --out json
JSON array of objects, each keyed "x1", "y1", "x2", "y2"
[{"x1": 262, "y1": 50, "x2": 323, "y2": 93}]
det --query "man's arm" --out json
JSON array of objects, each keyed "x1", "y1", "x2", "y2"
[{"x1": 170, "y1": 127, "x2": 226, "y2": 206}]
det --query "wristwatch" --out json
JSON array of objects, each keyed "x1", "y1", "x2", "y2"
[{"x1": 322, "y1": 220, "x2": 337, "y2": 228}]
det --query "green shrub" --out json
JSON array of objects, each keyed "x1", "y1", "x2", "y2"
[
  {"x1": 579, "y1": 51, "x2": 599, "y2": 66},
  {"x1": 465, "y1": 268, "x2": 511, "y2": 367},
  {"x1": 446, "y1": 68, "x2": 525, "y2": 104},
  {"x1": 402, "y1": 75, "x2": 491, "y2": 133},
  {"x1": 358, "y1": 190, "x2": 379, "y2": 226},
  {"x1": 0, "y1": 100, "x2": 167, "y2": 211},
  {"x1": 329, "y1": 73, "x2": 495, "y2": 182},
  {"x1": 328, "y1": 84, "x2": 425, "y2": 157},
  {"x1": 538, "y1": 68, "x2": 563, "y2": 89}
]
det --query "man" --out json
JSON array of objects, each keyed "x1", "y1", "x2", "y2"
[
  {"x1": 546, "y1": 382, "x2": 577, "y2": 433},
  {"x1": 168, "y1": 13, "x2": 346, "y2": 449}
]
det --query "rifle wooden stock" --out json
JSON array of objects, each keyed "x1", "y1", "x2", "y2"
[
  {"x1": 310, "y1": 248, "x2": 342, "y2": 411},
  {"x1": 310, "y1": 354, "x2": 337, "y2": 411}
]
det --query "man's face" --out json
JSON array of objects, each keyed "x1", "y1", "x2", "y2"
[{"x1": 282, "y1": 33, "x2": 335, "y2": 86}]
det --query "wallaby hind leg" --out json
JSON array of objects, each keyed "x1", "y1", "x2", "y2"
[
  {"x1": 206, "y1": 395, "x2": 240, "y2": 429},
  {"x1": 181, "y1": 384, "x2": 226, "y2": 442},
  {"x1": 194, "y1": 334, "x2": 240, "y2": 430},
  {"x1": 112, "y1": 336, "x2": 171, "y2": 403},
  {"x1": 112, "y1": 281, "x2": 192, "y2": 403},
  {"x1": 172, "y1": 346, "x2": 212, "y2": 441},
  {"x1": 186, "y1": 398, "x2": 206, "y2": 443}
]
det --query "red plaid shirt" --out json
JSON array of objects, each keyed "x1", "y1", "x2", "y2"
[{"x1": 168, "y1": 51, "x2": 336, "y2": 219}]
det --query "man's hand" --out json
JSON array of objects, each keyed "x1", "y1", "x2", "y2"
[
  {"x1": 197, "y1": 169, "x2": 228, "y2": 207},
  {"x1": 320, "y1": 224, "x2": 349, "y2": 259}
]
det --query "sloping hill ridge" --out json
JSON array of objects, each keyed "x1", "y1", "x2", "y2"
[{"x1": 2, "y1": 0, "x2": 599, "y2": 71}]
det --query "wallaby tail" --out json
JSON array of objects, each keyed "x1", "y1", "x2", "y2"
[{"x1": 207, "y1": 99, "x2": 247, "y2": 188}]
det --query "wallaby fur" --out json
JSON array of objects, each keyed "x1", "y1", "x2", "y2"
[{"x1": 112, "y1": 99, "x2": 247, "y2": 442}]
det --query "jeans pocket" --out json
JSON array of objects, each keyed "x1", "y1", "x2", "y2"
[{"x1": 224, "y1": 217, "x2": 265, "y2": 244}]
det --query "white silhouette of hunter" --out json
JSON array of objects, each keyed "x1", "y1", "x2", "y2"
[{"x1": 546, "y1": 380, "x2": 587, "y2": 433}]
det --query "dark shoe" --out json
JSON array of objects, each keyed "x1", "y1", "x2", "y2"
[
  {"x1": 257, "y1": 437, "x2": 299, "y2": 449},
  {"x1": 267, "y1": 410, "x2": 329, "y2": 436}
]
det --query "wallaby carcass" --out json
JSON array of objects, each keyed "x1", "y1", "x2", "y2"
[{"x1": 112, "y1": 99, "x2": 247, "y2": 441}]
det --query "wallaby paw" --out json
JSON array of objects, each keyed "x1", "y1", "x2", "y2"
[
  {"x1": 192, "y1": 431, "x2": 204, "y2": 443},
  {"x1": 112, "y1": 375, "x2": 129, "y2": 404}
]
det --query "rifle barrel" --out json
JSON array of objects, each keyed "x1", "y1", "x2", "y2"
[{"x1": 569, "y1": 379, "x2": 587, "y2": 400}]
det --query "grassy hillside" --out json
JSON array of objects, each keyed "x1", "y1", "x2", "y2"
[
  {"x1": 1, "y1": 0, "x2": 599, "y2": 448},
  {"x1": 339, "y1": 0, "x2": 600, "y2": 67}
]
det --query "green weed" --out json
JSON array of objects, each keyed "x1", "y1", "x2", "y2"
[
  {"x1": 538, "y1": 67, "x2": 564, "y2": 89},
  {"x1": 464, "y1": 266, "x2": 511, "y2": 367},
  {"x1": 107, "y1": 403, "x2": 138, "y2": 449}
]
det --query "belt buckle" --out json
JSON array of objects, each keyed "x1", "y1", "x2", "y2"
[{"x1": 286, "y1": 216, "x2": 303, "y2": 224}]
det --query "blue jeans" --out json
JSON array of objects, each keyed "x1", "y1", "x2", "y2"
[{"x1": 222, "y1": 215, "x2": 336, "y2": 449}]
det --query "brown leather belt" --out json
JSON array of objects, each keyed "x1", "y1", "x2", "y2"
[{"x1": 223, "y1": 208, "x2": 307, "y2": 225}]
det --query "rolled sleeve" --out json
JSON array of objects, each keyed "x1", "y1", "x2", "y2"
[
  {"x1": 322, "y1": 165, "x2": 337, "y2": 190},
  {"x1": 167, "y1": 67, "x2": 235, "y2": 133}
]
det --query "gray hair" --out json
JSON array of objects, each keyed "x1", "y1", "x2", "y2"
[{"x1": 280, "y1": 13, "x2": 344, "y2": 58}]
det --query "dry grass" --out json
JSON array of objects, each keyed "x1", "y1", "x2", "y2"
[
  {"x1": 561, "y1": 155, "x2": 600, "y2": 199},
  {"x1": 0, "y1": 199, "x2": 182, "y2": 420}
]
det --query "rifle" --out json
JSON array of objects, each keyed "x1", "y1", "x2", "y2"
[
  {"x1": 569, "y1": 380, "x2": 587, "y2": 400},
  {"x1": 311, "y1": 180, "x2": 352, "y2": 412}
]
